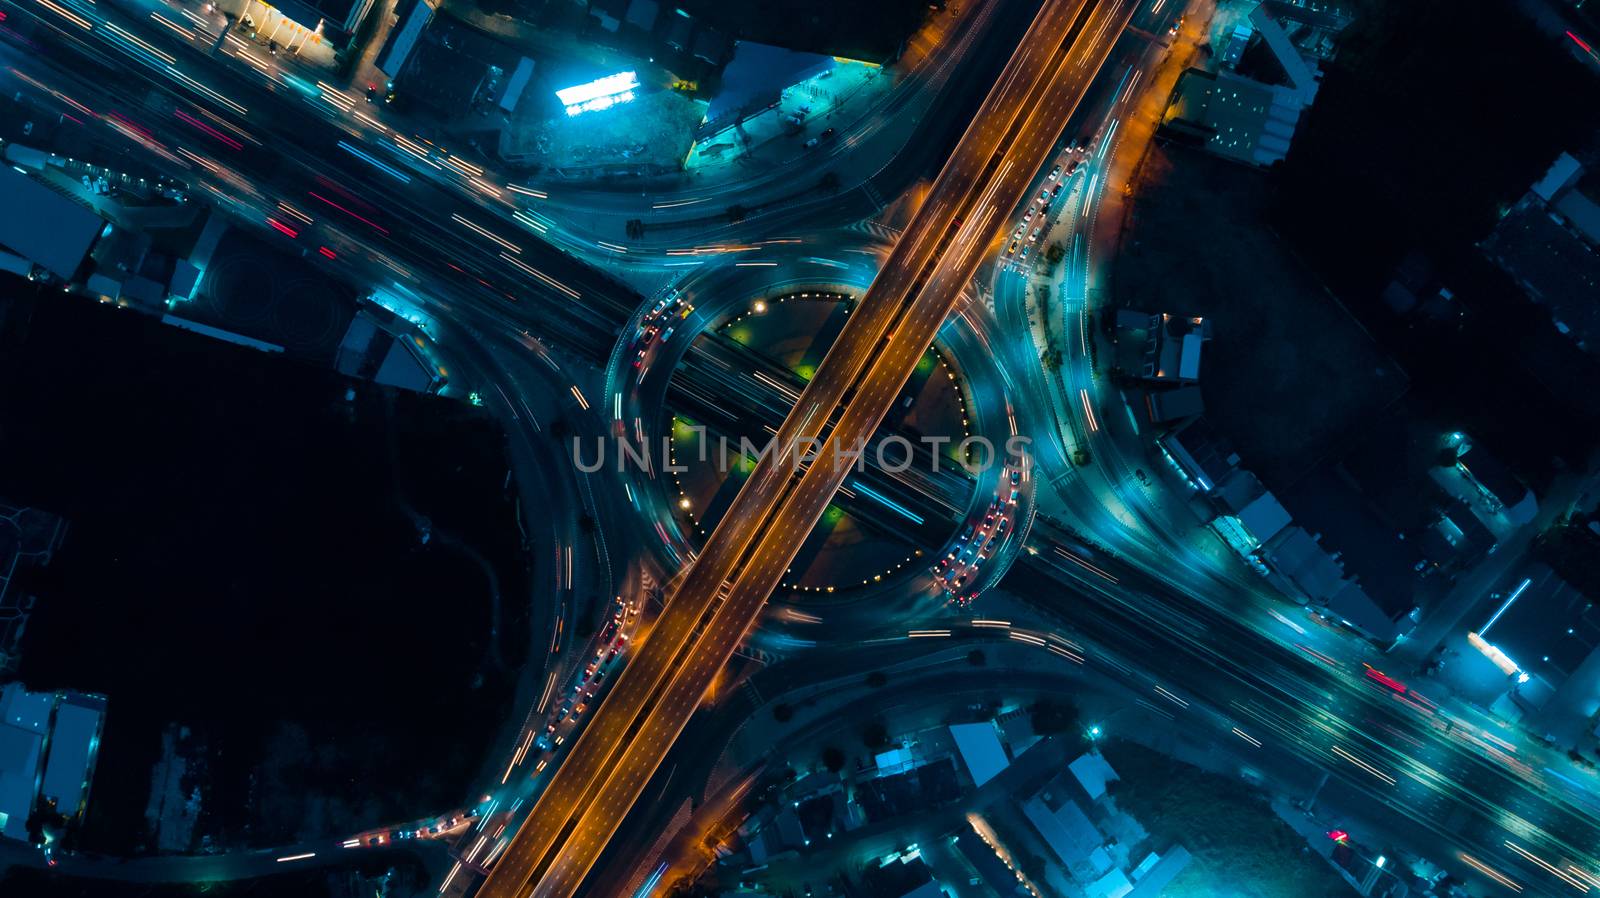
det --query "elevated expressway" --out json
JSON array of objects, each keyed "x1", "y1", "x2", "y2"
[{"x1": 476, "y1": 0, "x2": 1140, "y2": 894}]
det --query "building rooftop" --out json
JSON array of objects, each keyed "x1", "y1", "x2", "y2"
[
  {"x1": 1160, "y1": 418, "x2": 1240, "y2": 493},
  {"x1": 704, "y1": 41, "x2": 835, "y2": 131},
  {"x1": 0, "y1": 723, "x2": 42, "y2": 840},
  {"x1": 1533, "y1": 152, "x2": 1584, "y2": 203},
  {"x1": 1263, "y1": 526, "x2": 1347, "y2": 603},
  {"x1": 0, "y1": 165, "x2": 102, "y2": 281},
  {"x1": 1280, "y1": 465, "x2": 1424, "y2": 622},
  {"x1": 0, "y1": 683, "x2": 52, "y2": 734},
  {"x1": 1067, "y1": 752, "x2": 1119, "y2": 801},
  {"x1": 1482, "y1": 190, "x2": 1600, "y2": 352},
  {"x1": 1023, "y1": 791, "x2": 1101, "y2": 869},
  {"x1": 955, "y1": 830, "x2": 1028, "y2": 898},
  {"x1": 40, "y1": 693, "x2": 106, "y2": 819},
  {"x1": 949, "y1": 722, "x2": 1008, "y2": 787},
  {"x1": 1126, "y1": 846, "x2": 1192, "y2": 898},
  {"x1": 1488, "y1": 564, "x2": 1598, "y2": 685},
  {"x1": 1144, "y1": 386, "x2": 1204, "y2": 424}
]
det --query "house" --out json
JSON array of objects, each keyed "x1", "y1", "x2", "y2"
[
  {"x1": 1067, "y1": 751, "x2": 1120, "y2": 801},
  {"x1": 1157, "y1": 418, "x2": 1240, "y2": 494},
  {"x1": 949, "y1": 722, "x2": 1008, "y2": 787},
  {"x1": 0, "y1": 684, "x2": 105, "y2": 842},
  {"x1": 0, "y1": 164, "x2": 102, "y2": 282},
  {"x1": 1161, "y1": 4, "x2": 1328, "y2": 166},
  {"x1": 1481, "y1": 149, "x2": 1600, "y2": 352},
  {"x1": 1144, "y1": 386, "x2": 1204, "y2": 424},
  {"x1": 1114, "y1": 310, "x2": 1211, "y2": 384}
]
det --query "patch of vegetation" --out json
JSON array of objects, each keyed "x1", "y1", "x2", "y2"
[
  {"x1": 1101, "y1": 740, "x2": 1350, "y2": 898},
  {"x1": 1028, "y1": 699, "x2": 1080, "y2": 736},
  {"x1": 1534, "y1": 514, "x2": 1600, "y2": 600}
]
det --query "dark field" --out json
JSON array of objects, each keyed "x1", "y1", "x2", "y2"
[{"x1": 0, "y1": 283, "x2": 526, "y2": 852}]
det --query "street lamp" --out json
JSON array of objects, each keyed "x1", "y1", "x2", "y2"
[
  {"x1": 752, "y1": 300, "x2": 768, "y2": 314},
  {"x1": 1087, "y1": 724, "x2": 1102, "y2": 740}
]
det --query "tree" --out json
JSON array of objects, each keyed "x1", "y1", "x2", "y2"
[
  {"x1": 821, "y1": 746, "x2": 846, "y2": 773},
  {"x1": 862, "y1": 720, "x2": 890, "y2": 749},
  {"x1": 1040, "y1": 345, "x2": 1063, "y2": 372},
  {"x1": 1029, "y1": 699, "x2": 1080, "y2": 736},
  {"x1": 1534, "y1": 514, "x2": 1600, "y2": 598},
  {"x1": 1045, "y1": 241, "x2": 1065, "y2": 264}
]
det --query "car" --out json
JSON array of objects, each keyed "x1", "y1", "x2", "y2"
[
  {"x1": 606, "y1": 648, "x2": 619, "y2": 663},
  {"x1": 984, "y1": 512, "x2": 995, "y2": 526},
  {"x1": 1010, "y1": 468, "x2": 1021, "y2": 485},
  {"x1": 1022, "y1": 209, "x2": 1034, "y2": 222},
  {"x1": 1007, "y1": 240, "x2": 1019, "y2": 255},
  {"x1": 1020, "y1": 245, "x2": 1030, "y2": 259},
  {"x1": 1051, "y1": 183, "x2": 1063, "y2": 197},
  {"x1": 996, "y1": 518, "x2": 1010, "y2": 534},
  {"x1": 1048, "y1": 165, "x2": 1061, "y2": 180},
  {"x1": 1009, "y1": 489, "x2": 1020, "y2": 504},
  {"x1": 660, "y1": 327, "x2": 675, "y2": 342},
  {"x1": 805, "y1": 136, "x2": 821, "y2": 148},
  {"x1": 545, "y1": 721, "x2": 557, "y2": 734},
  {"x1": 632, "y1": 350, "x2": 646, "y2": 369},
  {"x1": 600, "y1": 619, "x2": 618, "y2": 641},
  {"x1": 368, "y1": 836, "x2": 382, "y2": 846},
  {"x1": 1039, "y1": 190, "x2": 1050, "y2": 203},
  {"x1": 1029, "y1": 228, "x2": 1041, "y2": 242},
  {"x1": 536, "y1": 733, "x2": 552, "y2": 751},
  {"x1": 574, "y1": 701, "x2": 587, "y2": 715}
]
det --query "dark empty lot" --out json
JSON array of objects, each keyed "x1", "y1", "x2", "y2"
[{"x1": 1114, "y1": 143, "x2": 1407, "y2": 485}]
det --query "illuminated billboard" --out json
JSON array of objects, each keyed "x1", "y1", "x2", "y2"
[{"x1": 555, "y1": 71, "x2": 639, "y2": 116}]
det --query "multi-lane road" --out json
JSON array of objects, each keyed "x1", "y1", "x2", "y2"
[
  {"x1": 477, "y1": 1, "x2": 1138, "y2": 895},
  {"x1": 11, "y1": 0, "x2": 1600, "y2": 894}
]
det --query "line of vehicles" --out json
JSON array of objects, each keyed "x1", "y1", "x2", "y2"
[
  {"x1": 346, "y1": 807, "x2": 484, "y2": 849},
  {"x1": 632, "y1": 291, "x2": 693, "y2": 371},
  {"x1": 1005, "y1": 143, "x2": 1086, "y2": 259},
  {"x1": 933, "y1": 463, "x2": 1028, "y2": 605},
  {"x1": 537, "y1": 597, "x2": 635, "y2": 760}
]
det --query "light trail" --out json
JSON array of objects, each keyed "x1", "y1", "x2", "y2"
[{"x1": 451, "y1": 213, "x2": 522, "y2": 253}]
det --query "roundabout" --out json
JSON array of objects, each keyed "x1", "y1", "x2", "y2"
[{"x1": 603, "y1": 238, "x2": 1038, "y2": 639}]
